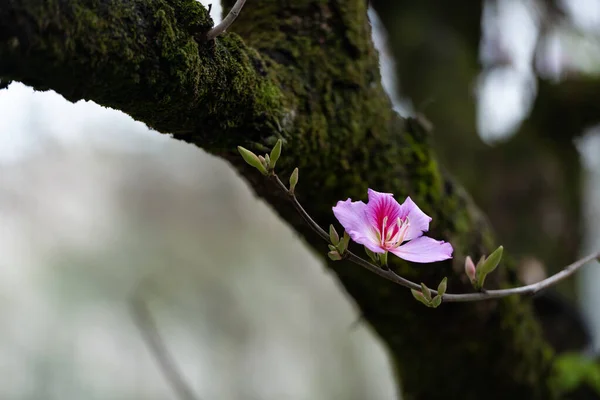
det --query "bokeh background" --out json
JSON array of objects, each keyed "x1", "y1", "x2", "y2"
[{"x1": 1, "y1": 0, "x2": 599, "y2": 398}]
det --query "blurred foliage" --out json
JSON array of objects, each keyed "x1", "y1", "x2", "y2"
[
  {"x1": 370, "y1": 0, "x2": 600, "y2": 300},
  {"x1": 550, "y1": 353, "x2": 600, "y2": 397}
]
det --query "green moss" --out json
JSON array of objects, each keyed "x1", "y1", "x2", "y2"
[
  {"x1": 0, "y1": 0, "x2": 283, "y2": 151},
  {"x1": 550, "y1": 354, "x2": 600, "y2": 397}
]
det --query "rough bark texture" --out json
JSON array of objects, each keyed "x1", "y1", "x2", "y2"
[{"x1": 1, "y1": 0, "x2": 585, "y2": 398}]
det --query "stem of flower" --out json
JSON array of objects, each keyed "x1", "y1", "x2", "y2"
[
  {"x1": 270, "y1": 174, "x2": 599, "y2": 303},
  {"x1": 380, "y1": 251, "x2": 388, "y2": 268}
]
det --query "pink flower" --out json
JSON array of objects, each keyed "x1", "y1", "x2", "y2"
[{"x1": 332, "y1": 189, "x2": 453, "y2": 263}]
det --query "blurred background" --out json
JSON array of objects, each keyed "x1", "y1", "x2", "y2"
[{"x1": 0, "y1": 0, "x2": 599, "y2": 398}]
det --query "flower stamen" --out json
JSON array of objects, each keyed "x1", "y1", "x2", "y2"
[{"x1": 378, "y1": 216, "x2": 411, "y2": 250}]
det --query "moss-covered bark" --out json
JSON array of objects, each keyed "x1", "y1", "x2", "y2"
[
  {"x1": 0, "y1": 0, "x2": 568, "y2": 398},
  {"x1": 0, "y1": 0, "x2": 284, "y2": 148}
]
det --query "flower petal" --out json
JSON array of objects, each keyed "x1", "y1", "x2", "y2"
[
  {"x1": 400, "y1": 196, "x2": 432, "y2": 241},
  {"x1": 333, "y1": 198, "x2": 383, "y2": 253},
  {"x1": 365, "y1": 189, "x2": 402, "y2": 233},
  {"x1": 390, "y1": 236, "x2": 453, "y2": 263}
]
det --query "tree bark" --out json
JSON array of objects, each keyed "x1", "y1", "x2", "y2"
[{"x1": 0, "y1": 0, "x2": 563, "y2": 398}]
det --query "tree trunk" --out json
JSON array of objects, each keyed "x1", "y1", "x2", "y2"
[{"x1": 0, "y1": 0, "x2": 573, "y2": 398}]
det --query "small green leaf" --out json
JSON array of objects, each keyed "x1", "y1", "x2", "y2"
[
  {"x1": 411, "y1": 289, "x2": 431, "y2": 307},
  {"x1": 477, "y1": 255, "x2": 486, "y2": 269},
  {"x1": 471, "y1": 255, "x2": 486, "y2": 289},
  {"x1": 420, "y1": 283, "x2": 432, "y2": 301},
  {"x1": 269, "y1": 139, "x2": 282, "y2": 169},
  {"x1": 238, "y1": 146, "x2": 268, "y2": 175},
  {"x1": 329, "y1": 225, "x2": 340, "y2": 245},
  {"x1": 431, "y1": 295, "x2": 442, "y2": 308},
  {"x1": 328, "y1": 250, "x2": 342, "y2": 261},
  {"x1": 476, "y1": 246, "x2": 503, "y2": 288},
  {"x1": 289, "y1": 168, "x2": 299, "y2": 193},
  {"x1": 328, "y1": 244, "x2": 337, "y2": 252},
  {"x1": 437, "y1": 277, "x2": 447, "y2": 296},
  {"x1": 337, "y1": 231, "x2": 350, "y2": 254},
  {"x1": 479, "y1": 246, "x2": 503, "y2": 275},
  {"x1": 365, "y1": 247, "x2": 378, "y2": 263}
]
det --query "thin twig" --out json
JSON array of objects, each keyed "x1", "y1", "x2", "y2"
[
  {"x1": 206, "y1": 0, "x2": 247, "y2": 40},
  {"x1": 271, "y1": 174, "x2": 600, "y2": 303},
  {"x1": 131, "y1": 295, "x2": 200, "y2": 400},
  {"x1": 439, "y1": 252, "x2": 599, "y2": 302}
]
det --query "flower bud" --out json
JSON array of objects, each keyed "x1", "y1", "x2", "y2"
[
  {"x1": 437, "y1": 277, "x2": 447, "y2": 296},
  {"x1": 411, "y1": 289, "x2": 431, "y2": 306},
  {"x1": 258, "y1": 155, "x2": 267, "y2": 169},
  {"x1": 465, "y1": 256, "x2": 476, "y2": 283},
  {"x1": 431, "y1": 295, "x2": 442, "y2": 308},
  {"x1": 269, "y1": 139, "x2": 282, "y2": 170},
  {"x1": 238, "y1": 146, "x2": 268, "y2": 175},
  {"x1": 420, "y1": 283, "x2": 432, "y2": 301},
  {"x1": 289, "y1": 168, "x2": 299, "y2": 194},
  {"x1": 329, "y1": 224, "x2": 340, "y2": 245}
]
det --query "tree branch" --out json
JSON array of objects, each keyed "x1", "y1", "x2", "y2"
[
  {"x1": 271, "y1": 172, "x2": 600, "y2": 303},
  {"x1": 131, "y1": 295, "x2": 199, "y2": 400}
]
